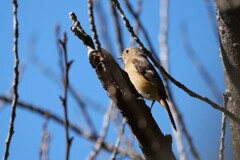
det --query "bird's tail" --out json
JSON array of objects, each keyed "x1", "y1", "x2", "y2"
[{"x1": 159, "y1": 99, "x2": 177, "y2": 131}]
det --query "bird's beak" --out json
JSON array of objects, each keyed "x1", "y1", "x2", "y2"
[{"x1": 117, "y1": 56, "x2": 122, "y2": 59}]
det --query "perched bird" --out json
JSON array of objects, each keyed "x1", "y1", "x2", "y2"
[{"x1": 121, "y1": 46, "x2": 177, "y2": 131}]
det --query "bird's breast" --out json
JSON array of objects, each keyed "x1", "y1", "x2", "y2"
[{"x1": 125, "y1": 64, "x2": 159, "y2": 100}]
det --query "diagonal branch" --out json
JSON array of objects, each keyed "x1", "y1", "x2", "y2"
[
  {"x1": 88, "y1": 0, "x2": 101, "y2": 51},
  {"x1": 158, "y1": 1, "x2": 199, "y2": 159},
  {"x1": 110, "y1": 0, "x2": 124, "y2": 54},
  {"x1": 110, "y1": 120, "x2": 126, "y2": 159},
  {"x1": 180, "y1": 23, "x2": 222, "y2": 103},
  {"x1": 28, "y1": 41, "x2": 98, "y2": 135},
  {"x1": 111, "y1": 0, "x2": 240, "y2": 125},
  {"x1": 69, "y1": 12, "x2": 176, "y2": 159},
  {"x1": 59, "y1": 32, "x2": 73, "y2": 160},
  {"x1": 39, "y1": 119, "x2": 50, "y2": 160},
  {"x1": 123, "y1": 0, "x2": 157, "y2": 56},
  {"x1": 0, "y1": 95, "x2": 143, "y2": 159},
  {"x1": 3, "y1": 0, "x2": 20, "y2": 159},
  {"x1": 88, "y1": 101, "x2": 114, "y2": 159}
]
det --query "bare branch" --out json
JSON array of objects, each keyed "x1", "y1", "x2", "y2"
[
  {"x1": 110, "y1": 120, "x2": 126, "y2": 160},
  {"x1": 59, "y1": 32, "x2": 73, "y2": 160},
  {"x1": 88, "y1": 0, "x2": 101, "y2": 51},
  {"x1": 180, "y1": 23, "x2": 222, "y2": 103},
  {"x1": 171, "y1": 99, "x2": 199, "y2": 160},
  {"x1": 69, "y1": 12, "x2": 176, "y2": 159},
  {"x1": 129, "y1": 0, "x2": 142, "y2": 46},
  {"x1": 219, "y1": 93, "x2": 229, "y2": 160},
  {"x1": 69, "y1": 12, "x2": 95, "y2": 49},
  {"x1": 28, "y1": 42, "x2": 98, "y2": 135},
  {"x1": 68, "y1": 86, "x2": 98, "y2": 135},
  {"x1": 111, "y1": 0, "x2": 240, "y2": 124},
  {"x1": 3, "y1": 0, "x2": 20, "y2": 159},
  {"x1": 0, "y1": 95, "x2": 143, "y2": 159},
  {"x1": 159, "y1": 1, "x2": 199, "y2": 159},
  {"x1": 95, "y1": 1, "x2": 114, "y2": 53},
  {"x1": 123, "y1": 0, "x2": 157, "y2": 56},
  {"x1": 55, "y1": 24, "x2": 64, "y2": 73},
  {"x1": 88, "y1": 101, "x2": 114, "y2": 159},
  {"x1": 39, "y1": 119, "x2": 50, "y2": 160},
  {"x1": 110, "y1": 0, "x2": 124, "y2": 54}
]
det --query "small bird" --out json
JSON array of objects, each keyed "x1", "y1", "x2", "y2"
[{"x1": 121, "y1": 46, "x2": 177, "y2": 131}]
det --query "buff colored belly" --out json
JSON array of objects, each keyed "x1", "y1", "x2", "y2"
[{"x1": 125, "y1": 64, "x2": 159, "y2": 100}]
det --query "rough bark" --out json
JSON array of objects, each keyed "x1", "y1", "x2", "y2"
[
  {"x1": 215, "y1": 1, "x2": 240, "y2": 159},
  {"x1": 88, "y1": 48, "x2": 175, "y2": 160}
]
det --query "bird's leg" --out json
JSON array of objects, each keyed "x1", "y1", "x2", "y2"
[{"x1": 150, "y1": 100, "x2": 155, "y2": 110}]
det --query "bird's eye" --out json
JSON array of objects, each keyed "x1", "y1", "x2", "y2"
[{"x1": 126, "y1": 49, "x2": 129, "y2": 54}]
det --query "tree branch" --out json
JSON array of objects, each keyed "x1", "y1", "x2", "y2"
[
  {"x1": 111, "y1": 0, "x2": 240, "y2": 125},
  {"x1": 0, "y1": 95, "x2": 143, "y2": 159},
  {"x1": 110, "y1": 120, "x2": 126, "y2": 159},
  {"x1": 59, "y1": 32, "x2": 73, "y2": 160},
  {"x1": 69, "y1": 12, "x2": 176, "y2": 160},
  {"x1": 3, "y1": 0, "x2": 20, "y2": 159},
  {"x1": 110, "y1": 0, "x2": 124, "y2": 54},
  {"x1": 158, "y1": 1, "x2": 199, "y2": 159},
  {"x1": 215, "y1": 2, "x2": 240, "y2": 158},
  {"x1": 88, "y1": 101, "x2": 114, "y2": 159},
  {"x1": 219, "y1": 93, "x2": 228, "y2": 160},
  {"x1": 88, "y1": 0, "x2": 101, "y2": 51},
  {"x1": 39, "y1": 119, "x2": 50, "y2": 160}
]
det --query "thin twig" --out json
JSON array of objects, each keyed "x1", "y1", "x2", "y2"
[
  {"x1": 123, "y1": 0, "x2": 157, "y2": 56},
  {"x1": 88, "y1": 0, "x2": 101, "y2": 51},
  {"x1": 110, "y1": 120, "x2": 126, "y2": 160},
  {"x1": 55, "y1": 24, "x2": 97, "y2": 135},
  {"x1": 129, "y1": 0, "x2": 142, "y2": 46},
  {"x1": 159, "y1": 0, "x2": 190, "y2": 159},
  {"x1": 111, "y1": 107, "x2": 133, "y2": 153},
  {"x1": 172, "y1": 108, "x2": 187, "y2": 160},
  {"x1": 68, "y1": 86, "x2": 98, "y2": 135},
  {"x1": 59, "y1": 32, "x2": 73, "y2": 160},
  {"x1": 28, "y1": 38, "x2": 98, "y2": 135},
  {"x1": 111, "y1": 0, "x2": 240, "y2": 124},
  {"x1": 219, "y1": 93, "x2": 229, "y2": 160},
  {"x1": 95, "y1": 0, "x2": 114, "y2": 54},
  {"x1": 0, "y1": 60, "x2": 27, "y2": 110},
  {"x1": 55, "y1": 24, "x2": 64, "y2": 73},
  {"x1": 171, "y1": 98, "x2": 200, "y2": 160},
  {"x1": 110, "y1": 0, "x2": 124, "y2": 54},
  {"x1": 159, "y1": 0, "x2": 169, "y2": 71},
  {"x1": 159, "y1": 1, "x2": 198, "y2": 158},
  {"x1": 111, "y1": 0, "x2": 145, "y2": 50},
  {"x1": 3, "y1": 0, "x2": 20, "y2": 159},
  {"x1": 0, "y1": 95, "x2": 143, "y2": 159},
  {"x1": 39, "y1": 119, "x2": 50, "y2": 160},
  {"x1": 181, "y1": 23, "x2": 222, "y2": 103},
  {"x1": 88, "y1": 101, "x2": 114, "y2": 159}
]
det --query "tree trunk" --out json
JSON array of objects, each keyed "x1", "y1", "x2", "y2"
[{"x1": 215, "y1": 1, "x2": 240, "y2": 159}]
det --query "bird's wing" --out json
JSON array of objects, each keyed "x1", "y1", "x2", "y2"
[{"x1": 131, "y1": 55, "x2": 168, "y2": 98}]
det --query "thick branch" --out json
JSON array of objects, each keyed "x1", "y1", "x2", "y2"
[{"x1": 215, "y1": 2, "x2": 240, "y2": 159}]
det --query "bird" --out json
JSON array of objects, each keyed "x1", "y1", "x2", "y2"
[{"x1": 120, "y1": 46, "x2": 177, "y2": 131}]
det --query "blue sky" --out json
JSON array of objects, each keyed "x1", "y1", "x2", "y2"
[{"x1": 0, "y1": 0, "x2": 233, "y2": 159}]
